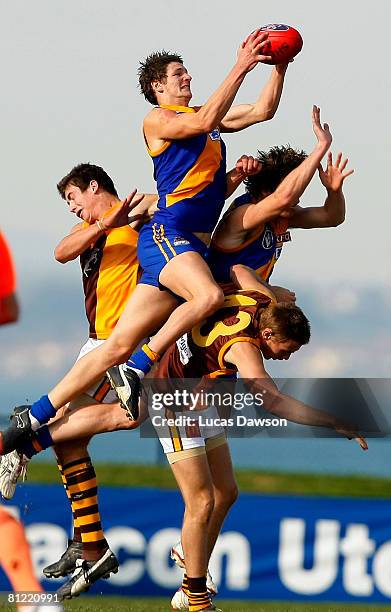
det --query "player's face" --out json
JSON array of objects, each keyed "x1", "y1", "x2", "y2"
[
  {"x1": 162, "y1": 62, "x2": 192, "y2": 103},
  {"x1": 64, "y1": 182, "x2": 97, "y2": 223},
  {"x1": 261, "y1": 331, "x2": 301, "y2": 361}
]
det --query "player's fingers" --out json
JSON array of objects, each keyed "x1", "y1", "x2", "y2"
[
  {"x1": 342, "y1": 168, "x2": 354, "y2": 179},
  {"x1": 335, "y1": 152, "x2": 343, "y2": 168},
  {"x1": 123, "y1": 189, "x2": 137, "y2": 205},
  {"x1": 339, "y1": 156, "x2": 348, "y2": 171},
  {"x1": 253, "y1": 38, "x2": 271, "y2": 56},
  {"x1": 130, "y1": 193, "x2": 145, "y2": 206},
  {"x1": 253, "y1": 31, "x2": 268, "y2": 44},
  {"x1": 355, "y1": 436, "x2": 368, "y2": 451},
  {"x1": 253, "y1": 160, "x2": 262, "y2": 174},
  {"x1": 245, "y1": 28, "x2": 263, "y2": 45},
  {"x1": 246, "y1": 156, "x2": 256, "y2": 172},
  {"x1": 327, "y1": 151, "x2": 333, "y2": 168},
  {"x1": 126, "y1": 193, "x2": 145, "y2": 211}
]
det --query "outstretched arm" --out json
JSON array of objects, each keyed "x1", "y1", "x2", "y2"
[
  {"x1": 225, "y1": 106, "x2": 333, "y2": 233},
  {"x1": 144, "y1": 31, "x2": 271, "y2": 143},
  {"x1": 220, "y1": 63, "x2": 289, "y2": 132},
  {"x1": 288, "y1": 152, "x2": 353, "y2": 228},
  {"x1": 225, "y1": 341, "x2": 367, "y2": 450}
]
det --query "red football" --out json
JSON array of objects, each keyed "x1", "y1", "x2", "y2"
[{"x1": 257, "y1": 24, "x2": 303, "y2": 65}]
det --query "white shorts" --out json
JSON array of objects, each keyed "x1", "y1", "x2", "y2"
[
  {"x1": 149, "y1": 402, "x2": 225, "y2": 457},
  {"x1": 75, "y1": 338, "x2": 117, "y2": 404}
]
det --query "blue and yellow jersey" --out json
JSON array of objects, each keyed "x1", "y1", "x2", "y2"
[
  {"x1": 208, "y1": 193, "x2": 291, "y2": 285},
  {"x1": 148, "y1": 105, "x2": 227, "y2": 233}
]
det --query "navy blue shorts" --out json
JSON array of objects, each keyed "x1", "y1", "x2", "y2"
[{"x1": 138, "y1": 222, "x2": 209, "y2": 288}]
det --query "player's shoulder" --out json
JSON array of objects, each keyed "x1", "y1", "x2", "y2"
[{"x1": 144, "y1": 106, "x2": 176, "y2": 125}]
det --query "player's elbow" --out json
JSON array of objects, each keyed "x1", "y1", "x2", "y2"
[
  {"x1": 254, "y1": 106, "x2": 277, "y2": 123},
  {"x1": 331, "y1": 212, "x2": 345, "y2": 227},
  {"x1": 199, "y1": 118, "x2": 217, "y2": 133},
  {"x1": 262, "y1": 108, "x2": 277, "y2": 121},
  {"x1": 54, "y1": 247, "x2": 72, "y2": 264},
  {"x1": 321, "y1": 212, "x2": 345, "y2": 228},
  {"x1": 195, "y1": 109, "x2": 219, "y2": 133}
]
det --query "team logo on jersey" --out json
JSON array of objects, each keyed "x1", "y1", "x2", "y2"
[
  {"x1": 173, "y1": 237, "x2": 190, "y2": 247},
  {"x1": 276, "y1": 231, "x2": 291, "y2": 243},
  {"x1": 83, "y1": 245, "x2": 103, "y2": 277},
  {"x1": 261, "y1": 24, "x2": 289, "y2": 31},
  {"x1": 262, "y1": 229, "x2": 274, "y2": 249},
  {"x1": 177, "y1": 333, "x2": 193, "y2": 365},
  {"x1": 209, "y1": 128, "x2": 221, "y2": 141}
]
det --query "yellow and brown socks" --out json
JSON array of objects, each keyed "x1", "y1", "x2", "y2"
[
  {"x1": 61, "y1": 457, "x2": 109, "y2": 561},
  {"x1": 183, "y1": 574, "x2": 211, "y2": 612}
]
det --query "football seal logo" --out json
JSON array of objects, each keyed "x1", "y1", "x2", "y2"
[
  {"x1": 260, "y1": 23, "x2": 289, "y2": 31},
  {"x1": 262, "y1": 228, "x2": 274, "y2": 249},
  {"x1": 209, "y1": 128, "x2": 221, "y2": 141}
]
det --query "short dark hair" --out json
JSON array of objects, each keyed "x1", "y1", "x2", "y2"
[
  {"x1": 57, "y1": 163, "x2": 118, "y2": 199},
  {"x1": 138, "y1": 50, "x2": 184, "y2": 105},
  {"x1": 260, "y1": 302, "x2": 311, "y2": 345},
  {"x1": 245, "y1": 146, "x2": 307, "y2": 199}
]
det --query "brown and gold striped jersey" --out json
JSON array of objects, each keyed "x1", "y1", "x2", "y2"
[
  {"x1": 80, "y1": 224, "x2": 139, "y2": 339},
  {"x1": 155, "y1": 290, "x2": 272, "y2": 379}
]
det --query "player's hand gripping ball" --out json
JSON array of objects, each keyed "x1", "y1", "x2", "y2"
[{"x1": 255, "y1": 24, "x2": 303, "y2": 64}]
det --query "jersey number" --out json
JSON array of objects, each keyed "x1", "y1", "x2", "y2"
[{"x1": 191, "y1": 294, "x2": 257, "y2": 348}]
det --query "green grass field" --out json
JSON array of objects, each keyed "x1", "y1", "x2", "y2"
[
  {"x1": 49, "y1": 596, "x2": 391, "y2": 611},
  {"x1": 27, "y1": 460, "x2": 391, "y2": 497},
  {"x1": 2, "y1": 596, "x2": 391, "y2": 611}
]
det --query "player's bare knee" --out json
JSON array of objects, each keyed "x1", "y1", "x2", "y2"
[
  {"x1": 214, "y1": 482, "x2": 238, "y2": 511},
  {"x1": 201, "y1": 286, "x2": 224, "y2": 317},
  {"x1": 187, "y1": 491, "x2": 214, "y2": 523}
]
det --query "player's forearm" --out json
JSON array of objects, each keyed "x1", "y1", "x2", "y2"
[
  {"x1": 225, "y1": 168, "x2": 245, "y2": 199},
  {"x1": 263, "y1": 389, "x2": 339, "y2": 429},
  {"x1": 252, "y1": 64, "x2": 287, "y2": 122},
  {"x1": 54, "y1": 224, "x2": 104, "y2": 263},
  {"x1": 322, "y1": 188, "x2": 346, "y2": 226},
  {"x1": 197, "y1": 64, "x2": 249, "y2": 132},
  {"x1": 274, "y1": 143, "x2": 330, "y2": 207}
]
